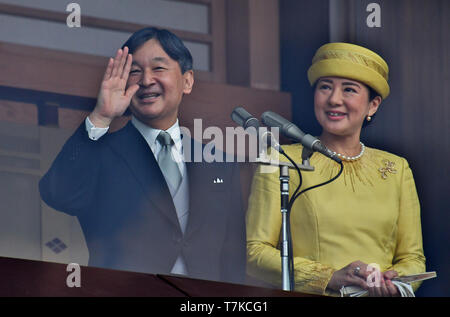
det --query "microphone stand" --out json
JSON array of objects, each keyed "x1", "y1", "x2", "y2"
[
  {"x1": 256, "y1": 157, "x2": 313, "y2": 291},
  {"x1": 279, "y1": 164, "x2": 291, "y2": 291},
  {"x1": 301, "y1": 147, "x2": 314, "y2": 168},
  {"x1": 230, "y1": 108, "x2": 340, "y2": 291}
]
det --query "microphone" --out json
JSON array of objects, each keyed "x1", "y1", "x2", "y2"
[
  {"x1": 231, "y1": 106, "x2": 259, "y2": 129},
  {"x1": 261, "y1": 111, "x2": 341, "y2": 163},
  {"x1": 231, "y1": 107, "x2": 284, "y2": 154}
]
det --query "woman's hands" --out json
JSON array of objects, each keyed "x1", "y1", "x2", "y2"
[
  {"x1": 89, "y1": 47, "x2": 140, "y2": 128},
  {"x1": 327, "y1": 261, "x2": 400, "y2": 297},
  {"x1": 367, "y1": 269, "x2": 399, "y2": 297},
  {"x1": 327, "y1": 260, "x2": 369, "y2": 292}
]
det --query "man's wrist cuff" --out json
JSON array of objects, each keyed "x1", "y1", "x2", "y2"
[{"x1": 86, "y1": 116, "x2": 109, "y2": 140}]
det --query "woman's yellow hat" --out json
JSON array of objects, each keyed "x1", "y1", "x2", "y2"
[{"x1": 307, "y1": 42, "x2": 390, "y2": 99}]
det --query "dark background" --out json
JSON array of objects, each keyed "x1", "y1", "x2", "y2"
[{"x1": 280, "y1": 0, "x2": 450, "y2": 296}]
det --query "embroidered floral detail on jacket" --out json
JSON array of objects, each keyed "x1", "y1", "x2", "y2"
[{"x1": 379, "y1": 159, "x2": 397, "y2": 179}]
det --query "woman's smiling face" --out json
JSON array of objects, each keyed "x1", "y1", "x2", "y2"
[{"x1": 314, "y1": 77, "x2": 381, "y2": 138}]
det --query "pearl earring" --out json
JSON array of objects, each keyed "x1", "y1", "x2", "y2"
[{"x1": 367, "y1": 116, "x2": 372, "y2": 122}]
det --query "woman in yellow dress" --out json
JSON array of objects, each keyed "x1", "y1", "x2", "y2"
[{"x1": 246, "y1": 43, "x2": 426, "y2": 296}]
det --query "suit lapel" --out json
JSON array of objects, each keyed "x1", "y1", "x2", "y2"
[{"x1": 107, "y1": 121, "x2": 181, "y2": 230}]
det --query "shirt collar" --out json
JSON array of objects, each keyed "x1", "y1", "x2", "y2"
[{"x1": 131, "y1": 116, "x2": 182, "y2": 152}]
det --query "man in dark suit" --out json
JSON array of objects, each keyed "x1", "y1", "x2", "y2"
[{"x1": 39, "y1": 28, "x2": 246, "y2": 284}]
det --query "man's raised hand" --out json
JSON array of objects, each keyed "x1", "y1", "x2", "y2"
[{"x1": 89, "y1": 47, "x2": 139, "y2": 128}]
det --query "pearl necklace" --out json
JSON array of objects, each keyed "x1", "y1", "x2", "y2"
[{"x1": 331, "y1": 142, "x2": 365, "y2": 161}]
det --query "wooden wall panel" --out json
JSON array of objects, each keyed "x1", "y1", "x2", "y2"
[
  {"x1": 58, "y1": 108, "x2": 90, "y2": 131},
  {"x1": 0, "y1": 42, "x2": 291, "y2": 125},
  {"x1": 0, "y1": 100, "x2": 37, "y2": 125},
  {"x1": 226, "y1": 0, "x2": 281, "y2": 90},
  {"x1": 0, "y1": 43, "x2": 105, "y2": 98},
  {"x1": 249, "y1": 0, "x2": 280, "y2": 90},
  {"x1": 180, "y1": 81, "x2": 291, "y2": 134}
]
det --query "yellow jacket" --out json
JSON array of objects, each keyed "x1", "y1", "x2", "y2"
[{"x1": 246, "y1": 144, "x2": 426, "y2": 295}]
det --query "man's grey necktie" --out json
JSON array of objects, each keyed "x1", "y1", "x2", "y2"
[{"x1": 157, "y1": 131, "x2": 182, "y2": 192}]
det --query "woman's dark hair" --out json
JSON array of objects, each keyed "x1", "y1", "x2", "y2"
[
  {"x1": 312, "y1": 81, "x2": 381, "y2": 127},
  {"x1": 122, "y1": 27, "x2": 193, "y2": 74},
  {"x1": 362, "y1": 85, "x2": 381, "y2": 127},
  {"x1": 367, "y1": 86, "x2": 380, "y2": 102}
]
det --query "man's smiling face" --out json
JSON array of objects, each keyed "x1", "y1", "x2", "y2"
[{"x1": 127, "y1": 38, "x2": 194, "y2": 129}]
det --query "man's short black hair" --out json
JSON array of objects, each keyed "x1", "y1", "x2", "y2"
[{"x1": 122, "y1": 27, "x2": 193, "y2": 74}]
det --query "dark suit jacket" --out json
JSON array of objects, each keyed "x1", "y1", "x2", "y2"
[{"x1": 39, "y1": 121, "x2": 246, "y2": 284}]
